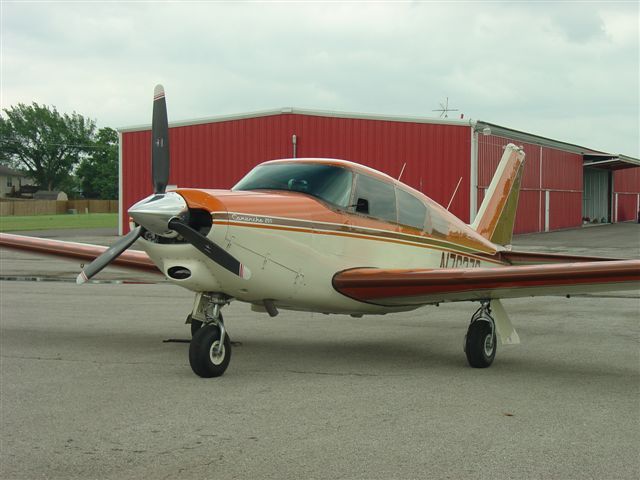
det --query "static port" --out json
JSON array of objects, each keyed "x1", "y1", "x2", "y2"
[{"x1": 167, "y1": 266, "x2": 192, "y2": 280}]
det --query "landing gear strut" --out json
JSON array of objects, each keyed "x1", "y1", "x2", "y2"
[
  {"x1": 187, "y1": 313, "x2": 224, "y2": 338},
  {"x1": 464, "y1": 301, "x2": 497, "y2": 368},
  {"x1": 189, "y1": 294, "x2": 232, "y2": 378}
]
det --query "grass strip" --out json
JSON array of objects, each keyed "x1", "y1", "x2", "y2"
[{"x1": 0, "y1": 213, "x2": 118, "y2": 232}]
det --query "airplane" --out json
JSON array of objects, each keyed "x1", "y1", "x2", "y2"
[{"x1": 1, "y1": 85, "x2": 638, "y2": 378}]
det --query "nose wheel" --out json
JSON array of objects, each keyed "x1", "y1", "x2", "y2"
[
  {"x1": 187, "y1": 314, "x2": 203, "y2": 337},
  {"x1": 188, "y1": 293, "x2": 232, "y2": 377},
  {"x1": 189, "y1": 323, "x2": 231, "y2": 377}
]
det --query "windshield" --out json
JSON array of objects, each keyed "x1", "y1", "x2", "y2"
[{"x1": 233, "y1": 163, "x2": 353, "y2": 208}]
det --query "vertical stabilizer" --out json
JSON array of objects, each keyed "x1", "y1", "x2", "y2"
[{"x1": 471, "y1": 144, "x2": 526, "y2": 246}]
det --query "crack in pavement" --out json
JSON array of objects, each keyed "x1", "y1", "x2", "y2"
[
  {"x1": 0, "y1": 354, "x2": 176, "y2": 366},
  {"x1": 286, "y1": 369, "x2": 402, "y2": 377}
]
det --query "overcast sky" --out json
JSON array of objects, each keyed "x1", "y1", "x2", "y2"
[{"x1": 1, "y1": 1, "x2": 638, "y2": 156}]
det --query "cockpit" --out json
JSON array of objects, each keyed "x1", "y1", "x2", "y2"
[
  {"x1": 233, "y1": 163, "x2": 353, "y2": 208},
  {"x1": 233, "y1": 160, "x2": 438, "y2": 233}
]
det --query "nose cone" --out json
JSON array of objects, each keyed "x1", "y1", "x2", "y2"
[{"x1": 128, "y1": 192, "x2": 188, "y2": 236}]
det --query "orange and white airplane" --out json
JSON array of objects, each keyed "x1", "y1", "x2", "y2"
[{"x1": 1, "y1": 86, "x2": 638, "y2": 378}]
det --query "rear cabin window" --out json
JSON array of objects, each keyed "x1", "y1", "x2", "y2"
[
  {"x1": 353, "y1": 174, "x2": 397, "y2": 223},
  {"x1": 396, "y1": 188, "x2": 427, "y2": 231},
  {"x1": 430, "y1": 208, "x2": 450, "y2": 236}
]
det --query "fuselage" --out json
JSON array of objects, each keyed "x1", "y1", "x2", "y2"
[{"x1": 137, "y1": 158, "x2": 506, "y2": 314}]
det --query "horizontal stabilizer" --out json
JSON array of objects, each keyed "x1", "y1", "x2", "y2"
[{"x1": 501, "y1": 250, "x2": 620, "y2": 265}]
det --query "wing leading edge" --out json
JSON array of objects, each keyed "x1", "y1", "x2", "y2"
[
  {"x1": 0, "y1": 233, "x2": 159, "y2": 274},
  {"x1": 332, "y1": 260, "x2": 640, "y2": 306}
]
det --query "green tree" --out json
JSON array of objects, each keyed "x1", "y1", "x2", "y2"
[
  {"x1": 76, "y1": 127, "x2": 118, "y2": 199},
  {"x1": 0, "y1": 103, "x2": 96, "y2": 191}
]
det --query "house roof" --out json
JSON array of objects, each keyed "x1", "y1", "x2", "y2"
[{"x1": 0, "y1": 165, "x2": 26, "y2": 177}]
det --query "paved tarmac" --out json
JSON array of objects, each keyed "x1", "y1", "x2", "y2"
[{"x1": 1, "y1": 223, "x2": 639, "y2": 479}]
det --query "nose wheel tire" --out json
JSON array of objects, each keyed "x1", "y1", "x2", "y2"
[
  {"x1": 189, "y1": 324, "x2": 231, "y2": 377},
  {"x1": 464, "y1": 321, "x2": 496, "y2": 368},
  {"x1": 187, "y1": 314, "x2": 203, "y2": 337}
]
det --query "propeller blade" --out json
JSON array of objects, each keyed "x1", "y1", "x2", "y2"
[
  {"x1": 168, "y1": 218, "x2": 251, "y2": 280},
  {"x1": 152, "y1": 84, "x2": 170, "y2": 194},
  {"x1": 76, "y1": 226, "x2": 143, "y2": 284}
]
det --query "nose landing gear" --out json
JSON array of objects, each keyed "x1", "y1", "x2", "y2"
[
  {"x1": 464, "y1": 301, "x2": 497, "y2": 368},
  {"x1": 188, "y1": 294, "x2": 232, "y2": 378}
]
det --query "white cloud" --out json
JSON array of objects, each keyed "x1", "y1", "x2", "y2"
[{"x1": 1, "y1": 1, "x2": 638, "y2": 155}]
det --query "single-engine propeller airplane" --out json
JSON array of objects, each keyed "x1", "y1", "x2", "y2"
[{"x1": 1, "y1": 85, "x2": 639, "y2": 378}]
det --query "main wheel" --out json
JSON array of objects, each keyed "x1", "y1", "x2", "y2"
[
  {"x1": 189, "y1": 324, "x2": 231, "y2": 378},
  {"x1": 464, "y1": 321, "x2": 496, "y2": 368}
]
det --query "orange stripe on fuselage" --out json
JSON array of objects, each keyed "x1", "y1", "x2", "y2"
[
  {"x1": 218, "y1": 217, "x2": 505, "y2": 265},
  {"x1": 177, "y1": 187, "x2": 499, "y2": 257}
]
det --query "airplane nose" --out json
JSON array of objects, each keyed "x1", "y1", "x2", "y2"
[{"x1": 128, "y1": 191, "x2": 188, "y2": 237}]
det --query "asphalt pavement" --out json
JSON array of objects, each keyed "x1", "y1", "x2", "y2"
[{"x1": 0, "y1": 223, "x2": 638, "y2": 479}]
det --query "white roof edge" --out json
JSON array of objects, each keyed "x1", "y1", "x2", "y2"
[
  {"x1": 118, "y1": 107, "x2": 473, "y2": 133},
  {"x1": 618, "y1": 154, "x2": 640, "y2": 164},
  {"x1": 116, "y1": 108, "x2": 637, "y2": 160},
  {"x1": 473, "y1": 120, "x2": 614, "y2": 156}
]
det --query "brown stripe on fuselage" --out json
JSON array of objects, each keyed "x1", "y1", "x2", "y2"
[
  {"x1": 215, "y1": 212, "x2": 505, "y2": 264},
  {"x1": 177, "y1": 186, "x2": 499, "y2": 255}
]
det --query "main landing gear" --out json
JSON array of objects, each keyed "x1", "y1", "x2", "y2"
[
  {"x1": 464, "y1": 301, "x2": 497, "y2": 368},
  {"x1": 188, "y1": 294, "x2": 232, "y2": 378}
]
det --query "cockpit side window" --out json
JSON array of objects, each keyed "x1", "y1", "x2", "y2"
[
  {"x1": 396, "y1": 188, "x2": 427, "y2": 231},
  {"x1": 352, "y1": 174, "x2": 397, "y2": 223}
]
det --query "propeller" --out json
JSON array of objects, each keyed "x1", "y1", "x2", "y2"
[
  {"x1": 76, "y1": 226, "x2": 143, "y2": 284},
  {"x1": 77, "y1": 84, "x2": 250, "y2": 283},
  {"x1": 151, "y1": 85, "x2": 170, "y2": 194},
  {"x1": 76, "y1": 85, "x2": 168, "y2": 284}
]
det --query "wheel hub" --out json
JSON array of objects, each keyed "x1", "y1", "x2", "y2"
[
  {"x1": 209, "y1": 340, "x2": 225, "y2": 365},
  {"x1": 483, "y1": 334, "x2": 494, "y2": 356}
]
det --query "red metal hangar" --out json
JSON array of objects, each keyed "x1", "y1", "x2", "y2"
[{"x1": 118, "y1": 108, "x2": 640, "y2": 235}]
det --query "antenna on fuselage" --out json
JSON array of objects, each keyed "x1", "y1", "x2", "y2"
[
  {"x1": 446, "y1": 176, "x2": 463, "y2": 211},
  {"x1": 397, "y1": 163, "x2": 407, "y2": 182}
]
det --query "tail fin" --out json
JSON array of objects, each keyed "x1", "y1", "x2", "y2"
[{"x1": 471, "y1": 144, "x2": 526, "y2": 246}]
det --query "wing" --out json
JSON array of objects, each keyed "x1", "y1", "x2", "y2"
[
  {"x1": 332, "y1": 260, "x2": 640, "y2": 306},
  {"x1": 0, "y1": 233, "x2": 159, "y2": 275}
]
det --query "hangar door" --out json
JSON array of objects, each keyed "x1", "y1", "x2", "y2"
[{"x1": 583, "y1": 167, "x2": 610, "y2": 223}]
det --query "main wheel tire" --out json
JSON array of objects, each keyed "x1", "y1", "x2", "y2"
[
  {"x1": 189, "y1": 324, "x2": 231, "y2": 378},
  {"x1": 465, "y1": 321, "x2": 496, "y2": 368}
]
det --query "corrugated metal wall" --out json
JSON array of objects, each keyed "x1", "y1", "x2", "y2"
[
  {"x1": 613, "y1": 167, "x2": 640, "y2": 222},
  {"x1": 121, "y1": 112, "x2": 637, "y2": 236},
  {"x1": 121, "y1": 114, "x2": 471, "y2": 232},
  {"x1": 477, "y1": 135, "x2": 583, "y2": 234},
  {"x1": 583, "y1": 167, "x2": 610, "y2": 222}
]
